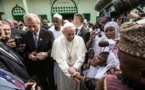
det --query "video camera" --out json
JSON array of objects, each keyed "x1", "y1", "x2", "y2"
[
  {"x1": 1, "y1": 35, "x2": 23, "y2": 46},
  {"x1": 94, "y1": 0, "x2": 145, "y2": 18}
]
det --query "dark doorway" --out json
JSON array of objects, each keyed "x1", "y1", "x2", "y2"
[
  {"x1": 0, "y1": 12, "x2": 4, "y2": 20},
  {"x1": 60, "y1": 13, "x2": 74, "y2": 22}
]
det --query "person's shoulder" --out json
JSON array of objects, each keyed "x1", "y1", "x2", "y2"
[
  {"x1": 23, "y1": 30, "x2": 31, "y2": 35},
  {"x1": 11, "y1": 28, "x2": 25, "y2": 35},
  {"x1": 96, "y1": 75, "x2": 118, "y2": 90},
  {"x1": 105, "y1": 75, "x2": 131, "y2": 90},
  {"x1": 48, "y1": 26, "x2": 54, "y2": 31},
  {"x1": 75, "y1": 35, "x2": 81, "y2": 39},
  {"x1": 41, "y1": 28, "x2": 53, "y2": 34},
  {"x1": 106, "y1": 74, "x2": 118, "y2": 82},
  {"x1": 75, "y1": 35, "x2": 84, "y2": 41},
  {"x1": 54, "y1": 35, "x2": 63, "y2": 42},
  {"x1": 82, "y1": 26, "x2": 89, "y2": 32}
]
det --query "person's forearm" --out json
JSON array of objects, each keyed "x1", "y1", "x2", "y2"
[
  {"x1": 86, "y1": 39, "x2": 94, "y2": 49},
  {"x1": 122, "y1": 13, "x2": 140, "y2": 20}
]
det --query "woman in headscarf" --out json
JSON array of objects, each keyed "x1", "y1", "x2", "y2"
[
  {"x1": 103, "y1": 21, "x2": 120, "y2": 57},
  {"x1": 92, "y1": 21, "x2": 120, "y2": 56},
  {"x1": 87, "y1": 21, "x2": 120, "y2": 78},
  {"x1": 104, "y1": 21, "x2": 120, "y2": 39}
]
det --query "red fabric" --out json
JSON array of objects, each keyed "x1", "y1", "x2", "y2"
[{"x1": 106, "y1": 75, "x2": 133, "y2": 90}]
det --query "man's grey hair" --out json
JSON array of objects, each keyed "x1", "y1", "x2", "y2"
[
  {"x1": 23, "y1": 13, "x2": 41, "y2": 23},
  {"x1": 2, "y1": 21, "x2": 10, "y2": 26}
]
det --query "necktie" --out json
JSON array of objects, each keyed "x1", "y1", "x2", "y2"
[
  {"x1": 34, "y1": 33, "x2": 38, "y2": 48},
  {"x1": 76, "y1": 29, "x2": 79, "y2": 35}
]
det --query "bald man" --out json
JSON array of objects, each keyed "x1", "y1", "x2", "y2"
[{"x1": 22, "y1": 13, "x2": 55, "y2": 90}]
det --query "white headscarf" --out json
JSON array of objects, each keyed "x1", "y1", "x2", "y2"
[
  {"x1": 104, "y1": 21, "x2": 120, "y2": 39},
  {"x1": 94, "y1": 52, "x2": 119, "y2": 79},
  {"x1": 88, "y1": 48, "x2": 94, "y2": 53}
]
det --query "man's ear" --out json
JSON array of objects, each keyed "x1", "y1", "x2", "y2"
[{"x1": 140, "y1": 69, "x2": 145, "y2": 84}]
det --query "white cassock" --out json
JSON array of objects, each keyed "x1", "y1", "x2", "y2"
[{"x1": 51, "y1": 35, "x2": 87, "y2": 90}]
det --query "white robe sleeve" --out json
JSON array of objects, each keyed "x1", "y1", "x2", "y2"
[
  {"x1": 51, "y1": 39, "x2": 71, "y2": 77},
  {"x1": 56, "y1": 59, "x2": 71, "y2": 77},
  {"x1": 73, "y1": 38, "x2": 87, "y2": 70}
]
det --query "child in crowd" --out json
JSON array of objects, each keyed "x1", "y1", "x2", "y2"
[
  {"x1": 87, "y1": 51, "x2": 119, "y2": 79},
  {"x1": 82, "y1": 48, "x2": 95, "y2": 76}
]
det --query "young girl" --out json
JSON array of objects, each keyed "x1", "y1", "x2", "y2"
[{"x1": 82, "y1": 48, "x2": 95, "y2": 76}]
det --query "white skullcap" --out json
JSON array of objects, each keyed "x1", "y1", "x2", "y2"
[
  {"x1": 63, "y1": 22, "x2": 75, "y2": 29},
  {"x1": 84, "y1": 19, "x2": 87, "y2": 24},
  {"x1": 53, "y1": 13, "x2": 62, "y2": 20},
  {"x1": 64, "y1": 20, "x2": 70, "y2": 23}
]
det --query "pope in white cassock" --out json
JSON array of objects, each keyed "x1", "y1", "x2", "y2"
[{"x1": 51, "y1": 22, "x2": 87, "y2": 90}]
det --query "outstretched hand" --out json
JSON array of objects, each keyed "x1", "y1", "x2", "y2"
[{"x1": 72, "y1": 72, "x2": 82, "y2": 83}]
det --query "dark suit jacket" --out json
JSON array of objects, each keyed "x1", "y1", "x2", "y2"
[
  {"x1": 77, "y1": 26, "x2": 90, "y2": 44},
  {"x1": 22, "y1": 28, "x2": 54, "y2": 73},
  {"x1": 0, "y1": 43, "x2": 29, "y2": 82},
  {"x1": 11, "y1": 28, "x2": 25, "y2": 36}
]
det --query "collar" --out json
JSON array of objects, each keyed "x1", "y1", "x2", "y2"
[
  {"x1": 77, "y1": 24, "x2": 83, "y2": 30},
  {"x1": 33, "y1": 29, "x2": 40, "y2": 35}
]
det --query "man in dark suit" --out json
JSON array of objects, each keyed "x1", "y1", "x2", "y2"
[
  {"x1": 0, "y1": 41, "x2": 29, "y2": 83},
  {"x1": 73, "y1": 13, "x2": 91, "y2": 75},
  {"x1": 73, "y1": 13, "x2": 90, "y2": 49},
  {"x1": 23, "y1": 13, "x2": 55, "y2": 90},
  {"x1": 0, "y1": 20, "x2": 29, "y2": 83}
]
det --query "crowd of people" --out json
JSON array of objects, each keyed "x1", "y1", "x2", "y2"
[{"x1": 0, "y1": 4, "x2": 145, "y2": 90}]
